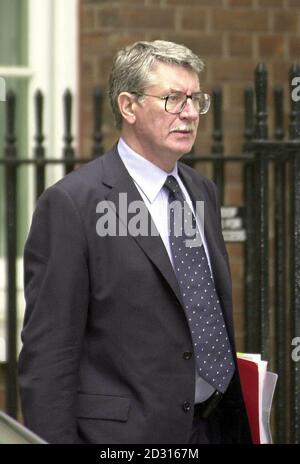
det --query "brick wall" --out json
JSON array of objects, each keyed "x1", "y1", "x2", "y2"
[{"x1": 79, "y1": 0, "x2": 300, "y2": 350}]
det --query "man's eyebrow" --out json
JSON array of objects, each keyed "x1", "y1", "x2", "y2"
[
  {"x1": 155, "y1": 87, "x2": 202, "y2": 95},
  {"x1": 153, "y1": 87, "x2": 181, "y2": 95},
  {"x1": 167, "y1": 88, "x2": 202, "y2": 94},
  {"x1": 168, "y1": 88, "x2": 182, "y2": 93}
]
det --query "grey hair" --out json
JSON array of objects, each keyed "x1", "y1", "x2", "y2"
[{"x1": 108, "y1": 40, "x2": 205, "y2": 129}]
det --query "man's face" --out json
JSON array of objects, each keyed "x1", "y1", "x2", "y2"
[{"x1": 129, "y1": 62, "x2": 201, "y2": 171}]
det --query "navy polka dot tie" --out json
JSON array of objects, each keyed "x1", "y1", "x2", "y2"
[{"x1": 164, "y1": 175, "x2": 235, "y2": 393}]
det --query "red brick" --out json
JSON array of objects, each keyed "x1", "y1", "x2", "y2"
[
  {"x1": 212, "y1": 59, "x2": 255, "y2": 82},
  {"x1": 258, "y1": 0, "x2": 284, "y2": 6},
  {"x1": 81, "y1": 6, "x2": 96, "y2": 31},
  {"x1": 228, "y1": 83, "x2": 250, "y2": 108},
  {"x1": 228, "y1": 0, "x2": 253, "y2": 6},
  {"x1": 166, "y1": 33, "x2": 223, "y2": 57},
  {"x1": 81, "y1": 33, "x2": 108, "y2": 55},
  {"x1": 180, "y1": 7, "x2": 208, "y2": 31},
  {"x1": 167, "y1": 0, "x2": 223, "y2": 5},
  {"x1": 234, "y1": 336, "x2": 245, "y2": 352},
  {"x1": 273, "y1": 12, "x2": 298, "y2": 33},
  {"x1": 97, "y1": 6, "x2": 175, "y2": 30},
  {"x1": 226, "y1": 242, "x2": 245, "y2": 259},
  {"x1": 272, "y1": 61, "x2": 294, "y2": 82},
  {"x1": 286, "y1": 0, "x2": 300, "y2": 6},
  {"x1": 80, "y1": 59, "x2": 97, "y2": 85},
  {"x1": 86, "y1": 0, "x2": 147, "y2": 3},
  {"x1": 228, "y1": 34, "x2": 253, "y2": 57},
  {"x1": 289, "y1": 38, "x2": 300, "y2": 58},
  {"x1": 193, "y1": 137, "x2": 213, "y2": 157},
  {"x1": 227, "y1": 136, "x2": 247, "y2": 154},
  {"x1": 145, "y1": 0, "x2": 161, "y2": 5},
  {"x1": 225, "y1": 184, "x2": 243, "y2": 205},
  {"x1": 212, "y1": 9, "x2": 268, "y2": 32},
  {"x1": 233, "y1": 310, "x2": 246, "y2": 334},
  {"x1": 230, "y1": 262, "x2": 245, "y2": 286},
  {"x1": 258, "y1": 35, "x2": 287, "y2": 58},
  {"x1": 225, "y1": 162, "x2": 244, "y2": 183}
]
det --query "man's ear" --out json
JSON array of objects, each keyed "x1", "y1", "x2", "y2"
[{"x1": 118, "y1": 92, "x2": 137, "y2": 125}]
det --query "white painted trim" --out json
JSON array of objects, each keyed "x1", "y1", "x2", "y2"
[
  {"x1": 0, "y1": 67, "x2": 33, "y2": 78},
  {"x1": 28, "y1": 0, "x2": 79, "y2": 183},
  {"x1": 49, "y1": 0, "x2": 79, "y2": 184}
]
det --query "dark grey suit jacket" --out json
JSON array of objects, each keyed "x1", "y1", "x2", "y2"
[{"x1": 18, "y1": 146, "x2": 251, "y2": 444}]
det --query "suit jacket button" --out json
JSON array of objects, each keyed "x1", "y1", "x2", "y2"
[
  {"x1": 183, "y1": 351, "x2": 192, "y2": 360},
  {"x1": 182, "y1": 401, "x2": 191, "y2": 412}
]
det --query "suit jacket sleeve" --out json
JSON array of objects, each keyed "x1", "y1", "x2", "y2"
[{"x1": 18, "y1": 185, "x2": 89, "y2": 444}]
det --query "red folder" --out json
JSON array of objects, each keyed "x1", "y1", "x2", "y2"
[
  {"x1": 237, "y1": 354, "x2": 277, "y2": 444},
  {"x1": 237, "y1": 357, "x2": 260, "y2": 443}
]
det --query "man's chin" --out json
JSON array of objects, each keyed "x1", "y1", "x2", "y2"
[{"x1": 171, "y1": 140, "x2": 195, "y2": 157}]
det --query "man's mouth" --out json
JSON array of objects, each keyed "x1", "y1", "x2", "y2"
[{"x1": 170, "y1": 125, "x2": 194, "y2": 134}]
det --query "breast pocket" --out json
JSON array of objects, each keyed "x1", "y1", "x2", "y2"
[{"x1": 77, "y1": 392, "x2": 131, "y2": 422}]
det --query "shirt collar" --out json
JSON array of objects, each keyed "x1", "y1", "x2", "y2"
[{"x1": 118, "y1": 137, "x2": 180, "y2": 203}]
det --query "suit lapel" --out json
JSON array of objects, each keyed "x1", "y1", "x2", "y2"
[{"x1": 101, "y1": 148, "x2": 183, "y2": 304}]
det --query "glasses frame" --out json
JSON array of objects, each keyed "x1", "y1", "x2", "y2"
[{"x1": 131, "y1": 91, "x2": 210, "y2": 115}]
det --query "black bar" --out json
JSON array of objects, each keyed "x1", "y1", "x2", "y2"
[
  {"x1": 273, "y1": 85, "x2": 286, "y2": 443},
  {"x1": 244, "y1": 86, "x2": 254, "y2": 144},
  {"x1": 34, "y1": 90, "x2": 45, "y2": 200},
  {"x1": 243, "y1": 87, "x2": 257, "y2": 352},
  {"x1": 289, "y1": 64, "x2": 300, "y2": 443},
  {"x1": 274, "y1": 84, "x2": 284, "y2": 141},
  {"x1": 211, "y1": 86, "x2": 224, "y2": 203},
  {"x1": 289, "y1": 147, "x2": 300, "y2": 444},
  {"x1": 4, "y1": 90, "x2": 18, "y2": 418},
  {"x1": 289, "y1": 63, "x2": 300, "y2": 141},
  {"x1": 254, "y1": 63, "x2": 268, "y2": 140},
  {"x1": 244, "y1": 160, "x2": 258, "y2": 353},
  {"x1": 253, "y1": 64, "x2": 269, "y2": 359},
  {"x1": 92, "y1": 87, "x2": 104, "y2": 157},
  {"x1": 274, "y1": 150, "x2": 287, "y2": 443},
  {"x1": 254, "y1": 150, "x2": 269, "y2": 359},
  {"x1": 63, "y1": 89, "x2": 75, "y2": 175}
]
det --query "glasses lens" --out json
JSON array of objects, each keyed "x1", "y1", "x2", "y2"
[
  {"x1": 197, "y1": 93, "x2": 210, "y2": 114},
  {"x1": 166, "y1": 93, "x2": 186, "y2": 114},
  {"x1": 165, "y1": 92, "x2": 210, "y2": 114}
]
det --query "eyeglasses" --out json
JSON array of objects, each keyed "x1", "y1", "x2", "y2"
[{"x1": 131, "y1": 91, "x2": 210, "y2": 115}]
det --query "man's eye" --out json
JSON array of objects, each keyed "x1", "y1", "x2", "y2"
[
  {"x1": 168, "y1": 94, "x2": 181, "y2": 102},
  {"x1": 192, "y1": 95, "x2": 202, "y2": 103}
]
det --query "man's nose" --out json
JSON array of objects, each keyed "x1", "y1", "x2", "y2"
[{"x1": 179, "y1": 98, "x2": 199, "y2": 120}]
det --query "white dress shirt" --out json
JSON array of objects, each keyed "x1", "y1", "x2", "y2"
[{"x1": 118, "y1": 137, "x2": 215, "y2": 402}]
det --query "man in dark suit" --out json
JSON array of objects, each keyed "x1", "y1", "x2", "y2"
[{"x1": 18, "y1": 40, "x2": 252, "y2": 444}]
